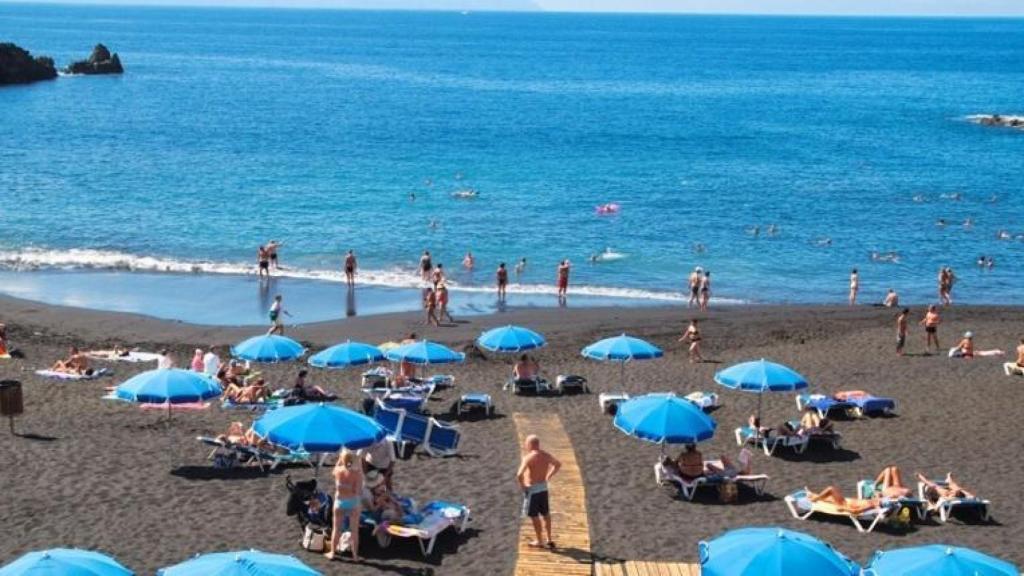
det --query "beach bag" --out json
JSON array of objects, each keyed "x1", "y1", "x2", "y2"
[
  {"x1": 718, "y1": 482, "x2": 738, "y2": 503},
  {"x1": 302, "y1": 526, "x2": 326, "y2": 552}
]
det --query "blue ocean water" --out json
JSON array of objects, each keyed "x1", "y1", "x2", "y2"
[{"x1": 2, "y1": 5, "x2": 1023, "y2": 316}]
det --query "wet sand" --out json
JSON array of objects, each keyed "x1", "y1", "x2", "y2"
[{"x1": 1, "y1": 295, "x2": 1022, "y2": 574}]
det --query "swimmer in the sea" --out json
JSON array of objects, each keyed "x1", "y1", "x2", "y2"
[
  {"x1": 747, "y1": 225, "x2": 760, "y2": 237},
  {"x1": 963, "y1": 218, "x2": 973, "y2": 229},
  {"x1": 936, "y1": 219, "x2": 947, "y2": 227},
  {"x1": 428, "y1": 219, "x2": 440, "y2": 230},
  {"x1": 463, "y1": 251, "x2": 475, "y2": 270},
  {"x1": 515, "y1": 258, "x2": 527, "y2": 281},
  {"x1": 912, "y1": 194, "x2": 926, "y2": 203},
  {"x1": 692, "y1": 243, "x2": 706, "y2": 254},
  {"x1": 814, "y1": 237, "x2": 832, "y2": 247},
  {"x1": 997, "y1": 230, "x2": 1011, "y2": 240},
  {"x1": 766, "y1": 224, "x2": 778, "y2": 236}
]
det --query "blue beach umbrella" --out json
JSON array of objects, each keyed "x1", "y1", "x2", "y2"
[
  {"x1": 614, "y1": 393, "x2": 716, "y2": 448},
  {"x1": 384, "y1": 340, "x2": 465, "y2": 365},
  {"x1": 864, "y1": 545, "x2": 1018, "y2": 576},
  {"x1": 157, "y1": 550, "x2": 320, "y2": 576},
  {"x1": 231, "y1": 335, "x2": 305, "y2": 363},
  {"x1": 714, "y1": 359, "x2": 809, "y2": 422},
  {"x1": 699, "y1": 527, "x2": 858, "y2": 576},
  {"x1": 308, "y1": 340, "x2": 384, "y2": 369},
  {"x1": 477, "y1": 325, "x2": 547, "y2": 353},
  {"x1": 581, "y1": 334, "x2": 663, "y2": 387},
  {"x1": 115, "y1": 368, "x2": 221, "y2": 404},
  {"x1": 0, "y1": 548, "x2": 133, "y2": 576},
  {"x1": 252, "y1": 402, "x2": 384, "y2": 453}
]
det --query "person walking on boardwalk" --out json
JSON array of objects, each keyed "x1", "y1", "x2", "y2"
[{"x1": 517, "y1": 434, "x2": 562, "y2": 549}]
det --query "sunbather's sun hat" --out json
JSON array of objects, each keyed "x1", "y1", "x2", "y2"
[{"x1": 965, "y1": 331, "x2": 973, "y2": 338}]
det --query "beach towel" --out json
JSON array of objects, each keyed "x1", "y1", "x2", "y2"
[{"x1": 35, "y1": 368, "x2": 109, "y2": 380}]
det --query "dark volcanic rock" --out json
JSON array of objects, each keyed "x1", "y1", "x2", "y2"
[
  {"x1": 64, "y1": 43, "x2": 124, "y2": 75},
  {"x1": 0, "y1": 43, "x2": 57, "y2": 86}
]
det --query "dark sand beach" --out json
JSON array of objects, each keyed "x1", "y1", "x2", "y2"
[{"x1": 1, "y1": 295, "x2": 1022, "y2": 574}]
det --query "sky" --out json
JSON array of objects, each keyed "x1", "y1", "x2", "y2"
[{"x1": 8, "y1": 0, "x2": 1024, "y2": 15}]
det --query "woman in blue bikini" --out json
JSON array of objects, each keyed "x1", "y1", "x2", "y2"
[{"x1": 326, "y1": 449, "x2": 364, "y2": 562}]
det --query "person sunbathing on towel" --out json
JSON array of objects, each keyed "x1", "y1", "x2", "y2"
[
  {"x1": 225, "y1": 377, "x2": 269, "y2": 403},
  {"x1": 674, "y1": 444, "x2": 704, "y2": 480},
  {"x1": 917, "y1": 472, "x2": 975, "y2": 501},
  {"x1": 873, "y1": 466, "x2": 912, "y2": 498},
  {"x1": 51, "y1": 347, "x2": 90, "y2": 375},
  {"x1": 806, "y1": 486, "x2": 880, "y2": 514}
]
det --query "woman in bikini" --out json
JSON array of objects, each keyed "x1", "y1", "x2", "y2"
[
  {"x1": 423, "y1": 288, "x2": 439, "y2": 326},
  {"x1": 699, "y1": 271, "x2": 711, "y2": 311},
  {"x1": 807, "y1": 486, "x2": 879, "y2": 514},
  {"x1": 327, "y1": 449, "x2": 364, "y2": 561},
  {"x1": 678, "y1": 319, "x2": 703, "y2": 363},
  {"x1": 916, "y1": 472, "x2": 975, "y2": 502}
]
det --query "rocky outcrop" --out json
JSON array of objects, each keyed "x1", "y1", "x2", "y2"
[
  {"x1": 0, "y1": 43, "x2": 57, "y2": 86},
  {"x1": 970, "y1": 114, "x2": 1024, "y2": 130},
  {"x1": 64, "y1": 44, "x2": 123, "y2": 75}
]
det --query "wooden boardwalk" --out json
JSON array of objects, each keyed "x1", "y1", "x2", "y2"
[
  {"x1": 511, "y1": 413, "x2": 701, "y2": 576},
  {"x1": 513, "y1": 413, "x2": 593, "y2": 576},
  {"x1": 594, "y1": 561, "x2": 700, "y2": 576}
]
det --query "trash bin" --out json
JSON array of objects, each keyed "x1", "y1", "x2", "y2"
[
  {"x1": 0, "y1": 380, "x2": 23, "y2": 417},
  {"x1": 0, "y1": 380, "x2": 23, "y2": 434}
]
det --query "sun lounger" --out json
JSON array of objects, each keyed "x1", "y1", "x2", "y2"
[
  {"x1": 599, "y1": 392, "x2": 630, "y2": 414},
  {"x1": 785, "y1": 488, "x2": 895, "y2": 533},
  {"x1": 735, "y1": 426, "x2": 810, "y2": 456},
  {"x1": 797, "y1": 391, "x2": 896, "y2": 418},
  {"x1": 425, "y1": 374, "x2": 455, "y2": 390},
  {"x1": 197, "y1": 435, "x2": 313, "y2": 472},
  {"x1": 855, "y1": 480, "x2": 927, "y2": 521},
  {"x1": 380, "y1": 500, "x2": 471, "y2": 556},
  {"x1": 456, "y1": 393, "x2": 493, "y2": 417},
  {"x1": 35, "y1": 368, "x2": 109, "y2": 380},
  {"x1": 504, "y1": 377, "x2": 551, "y2": 395},
  {"x1": 425, "y1": 419, "x2": 461, "y2": 457},
  {"x1": 655, "y1": 461, "x2": 768, "y2": 502},
  {"x1": 796, "y1": 394, "x2": 855, "y2": 418},
  {"x1": 555, "y1": 374, "x2": 589, "y2": 394},
  {"x1": 917, "y1": 479, "x2": 991, "y2": 523},
  {"x1": 685, "y1": 391, "x2": 719, "y2": 411}
]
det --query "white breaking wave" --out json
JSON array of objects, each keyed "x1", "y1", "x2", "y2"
[{"x1": 0, "y1": 247, "x2": 736, "y2": 304}]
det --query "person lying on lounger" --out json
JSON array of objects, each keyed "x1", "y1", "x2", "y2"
[
  {"x1": 705, "y1": 449, "x2": 754, "y2": 478},
  {"x1": 872, "y1": 466, "x2": 912, "y2": 498},
  {"x1": 917, "y1": 472, "x2": 976, "y2": 501},
  {"x1": 51, "y1": 346, "x2": 90, "y2": 375},
  {"x1": 362, "y1": 470, "x2": 403, "y2": 523},
  {"x1": 806, "y1": 486, "x2": 881, "y2": 514},
  {"x1": 216, "y1": 421, "x2": 265, "y2": 447},
  {"x1": 797, "y1": 406, "x2": 834, "y2": 434},
  {"x1": 674, "y1": 444, "x2": 705, "y2": 480},
  {"x1": 291, "y1": 369, "x2": 333, "y2": 401},
  {"x1": 225, "y1": 377, "x2": 269, "y2": 403}
]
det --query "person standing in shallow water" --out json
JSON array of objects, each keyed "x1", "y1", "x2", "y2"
[
  {"x1": 556, "y1": 260, "x2": 570, "y2": 301},
  {"x1": 497, "y1": 262, "x2": 509, "y2": 301},
  {"x1": 344, "y1": 250, "x2": 357, "y2": 287},
  {"x1": 699, "y1": 271, "x2": 711, "y2": 312},
  {"x1": 848, "y1": 268, "x2": 859, "y2": 306},
  {"x1": 257, "y1": 245, "x2": 270, "y2": 279}
]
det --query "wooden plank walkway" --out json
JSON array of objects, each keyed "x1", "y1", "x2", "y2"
[
  {"x1": 513, "y1": 413, "x2": 593, "y2": 576},
  {"x1": 594, "y1": 561, "x2": 701, "y2": 576}
]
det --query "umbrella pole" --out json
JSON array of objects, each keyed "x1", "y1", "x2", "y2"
[
  {"x1": 620, "y1": 361, "x2": 625, "y2": 389},
  {"x1": 756, "y1": 393, "x2": 764, "y2": 426}
]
